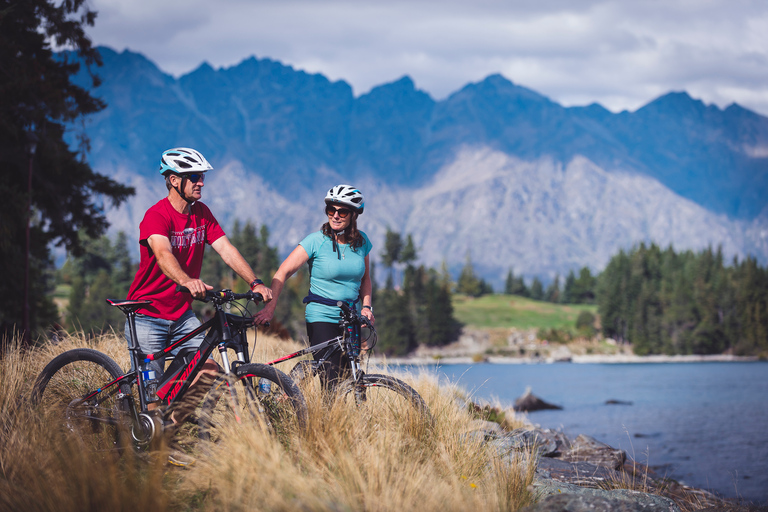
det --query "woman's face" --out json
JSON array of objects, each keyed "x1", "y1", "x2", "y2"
[{"x1": 325, "y1": 204, "x2": 353, "y2": 231}]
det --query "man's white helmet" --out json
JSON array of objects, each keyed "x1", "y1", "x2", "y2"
[
  {"x1": 159, "y1": 147, "x2": 213, "y2": 175},
  {"x1": 325, "y1": 184, "x2": 364, "y2": 214}
]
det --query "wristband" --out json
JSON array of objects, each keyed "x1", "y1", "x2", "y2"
[
  {"x1": 250, "y1": 278, "x2": 264, "y2": 289},
  {"x1": 362, "y1": 305, "x2": 373, "y2": 313}
]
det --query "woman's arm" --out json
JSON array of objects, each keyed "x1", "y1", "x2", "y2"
[
  {"x1": 253, "y1": 245, "x2": 310, "y2": 325},
  {"x1": 359, "y1": 254, "x2": 374, "y2": 325}
]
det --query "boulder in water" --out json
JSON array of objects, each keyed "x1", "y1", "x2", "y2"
[
  {"x1": 605, "y1": 399, "x2": 633, "y2": 405},
  {"x1": 513, "y1": 387, "x2": 562, "y2": 412}
]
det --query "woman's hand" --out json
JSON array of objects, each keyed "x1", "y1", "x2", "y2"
[
  {"x1": 361, "y1": 307, "x2": 374, "y2": 325},
  {"x1": 253, "y1": 303, "x2": 276, "y2": 325}
]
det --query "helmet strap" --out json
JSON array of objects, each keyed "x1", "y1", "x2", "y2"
[{"x1": 173, "y1": 175, "x2": 196, "y2": 205}]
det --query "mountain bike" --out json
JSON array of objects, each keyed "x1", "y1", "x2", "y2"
[
  {"x1": 32, "y1": 287, "x2": 308, "y2": 460},
  {"x1": 268, "y1": 300, "x2": 433, "y2": 428}
]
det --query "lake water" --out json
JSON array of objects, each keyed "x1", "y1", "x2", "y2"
[{"x1": 413, "y1": 361, "x2": 768, "y2": 503}]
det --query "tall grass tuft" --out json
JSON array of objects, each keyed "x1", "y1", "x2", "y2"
[
  {"x1": 1, "y1": 334, "x2": 170, "y2": 512},
  {"x1": 2, "y1": 331, "x2": 537, "y2": 512}
]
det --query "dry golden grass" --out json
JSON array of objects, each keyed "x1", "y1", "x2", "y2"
[{"x1": 1, "y1": 331, "x2": 536, "y2": 512}]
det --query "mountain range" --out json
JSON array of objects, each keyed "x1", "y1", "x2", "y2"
[{"x1": 65, "y1": 47, "x2": 768, "y2": 287}]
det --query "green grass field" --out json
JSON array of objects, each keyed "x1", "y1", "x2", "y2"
[{"x1": 452, "y1": 294, "x2": 598, "y2": 330}]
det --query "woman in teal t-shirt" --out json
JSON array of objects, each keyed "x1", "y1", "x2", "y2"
[{"x1": 254, "y1": 184, "x2": 374, "y2": 389}]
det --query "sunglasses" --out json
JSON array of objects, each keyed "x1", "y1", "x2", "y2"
[
  {"x1": 325, "y1": 205, "x2": 352, "y2": 218},
  {"x1": 173, "y1": 172, "x2": 205, "y2": 184}
]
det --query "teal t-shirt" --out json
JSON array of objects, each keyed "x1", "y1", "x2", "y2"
[{"x1": 299, "y1": 231, "x2": 373, "y2": 324}]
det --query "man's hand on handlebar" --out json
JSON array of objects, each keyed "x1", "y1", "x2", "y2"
[
  {"x1": 251, "y1": 283, "x2": 273, "y2": 303},
  {"x1": 180, "y1": 278, "x2": 213, "y2": 299}
]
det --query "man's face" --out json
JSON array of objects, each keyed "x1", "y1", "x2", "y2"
[{"x1": 172, "y1": 173, "x2": 205, "y2": 201}]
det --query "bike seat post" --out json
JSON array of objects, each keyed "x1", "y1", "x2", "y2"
[
  {"x1": 125, "y1": 309, "x2": 141, "y2": 352},
  {"x1": 125, "y1": 309, "x2": 151, "y2": 411}
]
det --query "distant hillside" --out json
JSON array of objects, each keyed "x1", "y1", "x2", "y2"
[{"x1": 62, "y1": 47, "x2": 768, "y2": 285}]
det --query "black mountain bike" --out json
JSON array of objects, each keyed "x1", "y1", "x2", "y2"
[
  {"x1": 268, "y1": 300, "x2": 433, "y2": 428},
  {"x1": 32, "y1": 287, "x2": 308, "y2": 459}
]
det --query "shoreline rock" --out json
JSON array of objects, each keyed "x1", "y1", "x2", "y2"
[
  {"x1": 473, "y1": 423, "x2": 745, "y2": 512},
  {"x1": 514, "y1": 387, "x2": 563, "y2": 412}
]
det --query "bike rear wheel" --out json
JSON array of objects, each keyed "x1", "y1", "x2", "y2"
[
  {"x1": 337, "y1": 373, "x2": 433, "y2": 431},
  {"x1": 195, "y1": 363, "x2": 308, "y2": 444},
  {"x1": 32, "y1": 348, "x2": 132, "y2": 452}
]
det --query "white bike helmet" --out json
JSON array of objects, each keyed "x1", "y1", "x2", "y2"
[
  {"x1": 159, "y1": 147, "x2": 213, "y2": 176},
  {"x1": 325, "y1": 184, "x2": 364, "y2": 214}
]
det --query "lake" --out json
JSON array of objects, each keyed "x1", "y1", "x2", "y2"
[{"x1": 413, "y1": 361, "x2": 768, "y2": 504}]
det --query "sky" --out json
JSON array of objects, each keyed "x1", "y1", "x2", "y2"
[{"x1": 83, "y1": 0, "x2": 768, "y2": 116}]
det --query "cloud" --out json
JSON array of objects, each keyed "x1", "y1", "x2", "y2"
[{"x1": 86, "y1": 0, "x2": 768, "y2": 115}]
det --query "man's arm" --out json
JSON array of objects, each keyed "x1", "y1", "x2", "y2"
[
  {"x1": 147, "y1": 234, "x2": 212, "y2": 298},
  {"x1": 211, "y1": 236, "x2": 273, "y2": 301}
]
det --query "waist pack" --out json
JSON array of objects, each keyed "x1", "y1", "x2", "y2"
[{"x1": 302, "y1": 292, "x2": 358, "y2": 309}]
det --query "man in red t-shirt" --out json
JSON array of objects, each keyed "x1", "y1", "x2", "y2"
[{"x1": 126, "y1": 148, "x2": 272, "y2": 424}]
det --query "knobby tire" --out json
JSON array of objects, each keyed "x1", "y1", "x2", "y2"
[
  {"x1": 197, "y1": 363, "x2": 308, "y2": 442},
  {"x1": 32, "y1": 348, "x2": 132, "y2": 452}
]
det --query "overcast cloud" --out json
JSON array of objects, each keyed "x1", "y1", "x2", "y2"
[{"x1": 85, "y1": 0, "x2": 768, "y2": 115}]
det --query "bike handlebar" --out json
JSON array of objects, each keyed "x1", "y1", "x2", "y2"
[
  {"x1": 336, "y1": 300, "x2": 373, "y2": 328},
  {"x1": 176, "y1": 285, "x2": 263, "y2": 304}
]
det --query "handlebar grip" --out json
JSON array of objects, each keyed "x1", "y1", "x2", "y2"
[
  {"x1": 177, "y1": 285, "x2": 263, "y2": 303},
  {"x1": 336, "y1": 300, "x2": 352, "y2": 313},
  {"x1": 176, "y1": 284, "x2": 211, "y2": 296},
  {"x1": 336, "y1": 301, "x2": 372, "y2": 327}
]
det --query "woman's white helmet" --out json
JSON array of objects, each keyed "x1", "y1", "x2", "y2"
[
  {"x1": 159, "y1": 147, "x2": 213, "y2": 175},
  {"x1": 325, "y1": 184, "x2": 364, "y2": 214}
]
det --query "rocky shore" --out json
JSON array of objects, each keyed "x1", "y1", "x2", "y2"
[
  {"x1": 368, "y1": 328, "x2": 764, "y2": 510},
  {"x1": 470, "y1": 419, "x2": 765, "y2": 512},
  {"x1": 371, "y1": 353, "x2": 760, "y2": 366},
  {"x1": 368, "y1": 327, "x2": 761, "y2": 366}
]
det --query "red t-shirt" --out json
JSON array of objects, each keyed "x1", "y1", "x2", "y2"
[{"x1": 127, "y1": 198, "x2": 225, "y2": 320}]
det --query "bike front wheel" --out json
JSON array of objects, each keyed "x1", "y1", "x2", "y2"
[
  {"x1": 194, "y1": 363, "x2": 308, "y2": 444},
  {"x1": 337, "y1": 373, "x2": 433, "y2": 432},
  {"x1": 32, "y1": 348, "x2": 132, "y2": 453}
]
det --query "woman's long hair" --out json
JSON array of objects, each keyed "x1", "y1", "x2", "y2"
[{"x1": 322, "y1": 214, "x2": 365, "y2": 251}]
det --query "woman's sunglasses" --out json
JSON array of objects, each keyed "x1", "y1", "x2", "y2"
[{"x1": 325, "y1": 205, "x2": 352, "y2": 218}]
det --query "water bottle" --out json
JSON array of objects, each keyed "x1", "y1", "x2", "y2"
[
  {"x1": 258, "y1": 378, "x2": 272, "y2": 395},
  {"x1": 142, "y1": 365, "x2": 159, "y2": 403}
]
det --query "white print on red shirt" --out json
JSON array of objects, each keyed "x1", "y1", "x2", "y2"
[{"x1": 170, "y1": 226, "x2": 207, "y2": 249}]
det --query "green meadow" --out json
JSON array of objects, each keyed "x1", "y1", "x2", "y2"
[{"x1": 452, "y1": 294, "x2": 598, "y2": 331}]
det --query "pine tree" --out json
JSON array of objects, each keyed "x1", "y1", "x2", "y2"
[
  {"x1": 545, "y1": 274, "x2": 561, "y2": 303},
  {"x1": 381, "y1": 229, "x2": 402, "y2": 284},
  {"x1": 0, "y1": 0, "x2": 133, "y2": 342},
  {"x1": 530, "y1": 277, "x2": 544, "y2": 301},
  {"x1": 457, "y1": 251, "x2": 482, "y2": 297}
]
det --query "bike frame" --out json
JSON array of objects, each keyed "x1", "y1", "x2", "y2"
[
  {"x1": 104, "y1": 294, "x2": 255, "y2": 431},
  {"x1": 265, "y1": 303, "x2": 370, "y2": 381},
  {"x1": 266, "y1": 335, "x2": 361, "y2": 379}
]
